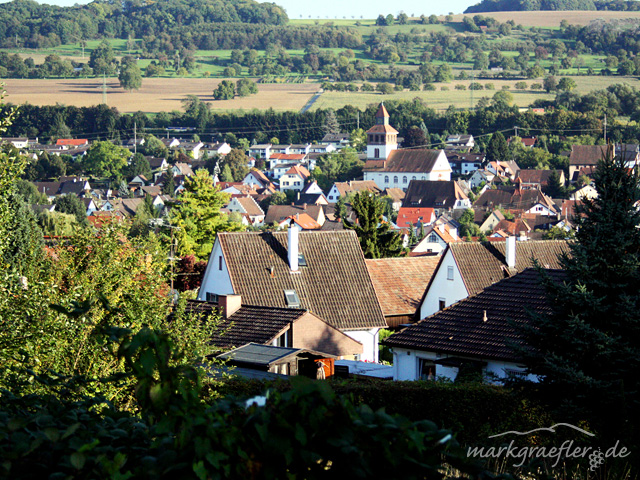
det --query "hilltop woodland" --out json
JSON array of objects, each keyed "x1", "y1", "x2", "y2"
[{"x1": 5, "y1": 0, "x2": 640, "y2": 89}]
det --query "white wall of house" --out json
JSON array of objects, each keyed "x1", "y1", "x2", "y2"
[
  {"x1": 279, "y1": 173, "x2": 305, "y2": 191},
  {"x1": 344, "y1": 328, "x2": 379, "y2": 363},
  {"x1": 391, "y1": 348, "x2": 536, "y2": 382},
  {"x1": 412, "y1": 232, "x2": 447, "y2": 255},
  {"x1": 524, "y1": 203, "x2": 556, "y2": 216},
  {"x1": 419, "y1": 249, "x2": 468, "y2": 319},
  {"x1": 197, "y1": 241, "x2": 235, "y2": 301}
]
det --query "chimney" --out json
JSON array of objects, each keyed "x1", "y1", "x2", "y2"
[
  {"x1": 218, "y1": 294, "x2": 242, "y2": 319},
  {"x1": 439, "y1": 223, "x2": 445, "y2": 234},
  {"x1": 505, "y1": 236, "x2": 516, "y2": 269},
  {"x1": 288, "y1": 221, "x2": 300, "y2": 272}
]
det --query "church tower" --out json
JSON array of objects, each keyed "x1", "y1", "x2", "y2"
[{"x1": 366, "y1": 103, "x2": 398, "y2": 161}]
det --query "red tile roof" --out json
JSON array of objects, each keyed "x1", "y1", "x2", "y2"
[
  {"x1": 396, "y1": 207, "x2": 435, "y2": 228},
  {"x1": 366, "y1": 256, "x2": 440, "y2": 320}
]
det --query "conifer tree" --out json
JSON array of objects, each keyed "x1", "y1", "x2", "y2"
[
  {"x1": 521, "y1": 150, "x2": 640, "y2": 444},
  {"x1": 344, "y1": 191, "x2": 404, "y2": 259}
]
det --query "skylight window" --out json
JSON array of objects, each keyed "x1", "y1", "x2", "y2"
[
  {"x1": 284, "y1": 289, "x2": 301, "y2": 308},
  {"x1": 298, "y1": 253, "x2": 307, "y2": 267}
]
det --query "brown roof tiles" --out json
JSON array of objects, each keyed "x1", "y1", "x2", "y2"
[{"x1": 216, "y1": 231, "x2": 387, "y2": 331}]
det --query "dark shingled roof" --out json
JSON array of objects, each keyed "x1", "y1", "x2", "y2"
[
  {"x1": 264, "y1": 204, "x2": 324, "y2": 225},
  {"x1": 402, "y1": 180, "x2": 467, "y2": 209},
  {"x1": 385, "y1": 269, "x2": 567, "y2": 362},
  {"x1": 569, "y1": 145, "x2": 610, "y2": 167},
  {"x1": 182, "y1": 300, "x2": 305, "y2": 350},
  {"x1": 217, "y1": 231, "x2": 387, "y2": 331},
  {"x1": 473, "y1": 187, "x2": 557, "y2": 212},
  {"x1": 365, "y1": 149, "x2": 443, "y2": 173},
  {"x1": 448, "y1": 240, "x2": 569, "y2": 296}
]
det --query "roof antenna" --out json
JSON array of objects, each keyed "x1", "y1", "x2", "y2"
[{"x1": 483, "y1": 310, "x2": 488, "y2": 322}]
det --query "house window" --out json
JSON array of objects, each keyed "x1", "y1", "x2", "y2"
[
  {"x1": 384, "y1": 175, "x2": 389, "y2": 183},
  {"x1": 403, "y1": 176, "x2": 407, "y2": 184},
  {"x1": 412, "y1": 176, "x2": 416, "y2": 180},
  {"x1": 375, "y1": 148, "x2": 380, "y2": 158},
  {"x1": 417, "y1": 358, "x2": 436, "y2": 380},
  {"x1": 393, "y1": 176, "x2": 398, "y2": 184},
  {"x1": 505, "y1": 368, "x2": 527, "y2": 380},
  {"x1": 218, "y1": 256, "x2": 223, "y2": 270},
  {"x1": 439, "y1": 298, "x2": 446, "y2": 311},
  {"x1": 447, "y1": 266, "x2": 454, "y2": 281},
  {"x1": 205, "y1": 292, "x2": 218, "y2": 303},
  {"x1": 284, "y1": 289, "x2": 301, "y2": 308},
  {"x1": 428, "y1": 233, "x2": 437, "y2": 243}
]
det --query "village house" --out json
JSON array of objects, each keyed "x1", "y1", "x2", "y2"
[
  {"x1": 568, "y1": 144, "x2": 610, "y2": 182},
  {"x1": 444, "y1": 134, "x2": 474, "y2": 152},
  {"x1": 418, "y1": 237, "x2": 568, "y2": 318},
  {"x1": 445, "y1": 151, "x2": 485, "y2": 176},
  {"x1": 410, "y1": 219, "x2": 462, "y2": 255},
  {"x1": 402, "y1": 180, "x2": 471, "y2": 215},
  {"x1": 225, "y1": 195, "x2": 265, "y2": 227},
  {"x1": 384, "y1": 268, "x2": 566, "y2": 382},
  {"x1": 264, "y1": 204, "x2": 326, "y2": 227},
  {"x1": 197, "y1": 228, "x2": 387, "y2": 361},
  {"x1": 183, "y1": 297, "x2": 363, "y2": 360},
  {"x1": 326, "y1": 180, "x2": 381, "y2": 203},
  {"x1": 279, "y1": 165, "x2": 311, "y2": 192}
]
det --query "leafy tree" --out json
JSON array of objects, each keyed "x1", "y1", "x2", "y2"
[
  {"x1": 543, "y1": 75, "x2": 558, "y2": 93},
  {"x1": 89, "y1": 40, "x2": 117, "y2": 75},
  {"x1": 487, "y1": 131, "x2": 508, "y2": 162},
  {"x1": 143, "y1": 134, "x2": 169, "y2": 158},
  {"x1": 213, "y1": 80, "x2": 236, "y2": 100},
  {"x1": 521, "y1": 152, "x2": 640, "y2": 445},
  {"x1": 119, "y1": 63, "x2": 143, "y2": 91},
  {"x1": 221, "y1": 148, "x2": 250, "y2": 181},
  {"x1": 376, "y1": 82, "x2": 394, "y2": 94},
  {"x1": 1, "y1": 192, "x2": 44, "y2": 279},
  {"x1": 557, "y1": 77, "x2": 577, "y2": 92},
  {"x1": 170, "y1": 169, "x2": 243, "y2": 259},
  {"x1": 236, "y1": 78, "x2": 258, "y2": 97},
  {"x1": 344, "y1": 191, "x2": 404, "y2": 259},
  {"x1": 457, "y1": 208, "x2": 481, "y2": 238},
  {"x1": 348, "y1": 128, "x2": 366, "y2": 151},
  {"x1": 83, "y1": 141, "x2": 131, "y2": 178},
  {"x1": 220, "y1": 164, "x2": 234, "y2": 182},
  {"x1": 53, "y1": 194, "x2": 88, "y2": 226},
  {"x1": 127, "y1": 153, "x2": 152, "y2": 179}
]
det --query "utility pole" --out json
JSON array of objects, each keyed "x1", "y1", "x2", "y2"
[
  {"x1": 102, "y1": 74, "x2": 107, "y2": 105},
  {"x1": 514, "y1": 126, "x2": 518, "y2": 138},
  {"x1": 134, "y1": 122, "x2": 137, "y2": 155},
  {"x1": 604, "y1": 114, "x2": 607, "y2": 143},
  {"x1": 357, "y1": 111, "x2": 359, "y2": 130}
]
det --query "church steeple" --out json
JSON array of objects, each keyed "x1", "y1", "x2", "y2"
[
  {"x1": 366, "y1": 102, "x2": 398, "y2": 160},
  {"x1": 375, "y1": 102, "x2": 390, "y2": 126}
]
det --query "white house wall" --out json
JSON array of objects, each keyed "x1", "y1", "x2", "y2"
[
  {"x1": 420, "y1": 249, "x2": 468, "y2": 319},
  {"x1": 345, "y1": 328, "x2": 379, "y2": 363},
  {"x1": 197, "y1": 240, "x2": 234, "y2": 301},
  {"x1": 363, "y1": 172, "x2": 429, "y2": 191},
  {"x1": 391, "y1": 348, "x2": 537, "y2": 382}
]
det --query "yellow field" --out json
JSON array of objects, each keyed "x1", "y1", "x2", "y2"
[
  {"x1": 312, "y1": 76, "x2": 640, "y2": 112},
  {"x1": 444, "y1": 10, "x2": 640, "y2": 27},
  {"x1": 1, "y1": 78, "x2": 320, "y2": 113}
]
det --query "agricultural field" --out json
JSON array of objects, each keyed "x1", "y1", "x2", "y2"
[
  {"x1": 445, "y1": 10, "x2": 640, "y2": 27},
  {"x1": 313, "y1": 76, "x2": 640, "y2": 112},
  {"x1": 1, "y1": 78, "x2": 320, "y2": 113}
]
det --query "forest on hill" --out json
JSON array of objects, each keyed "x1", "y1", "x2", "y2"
[{"x1": 0, "y1": 0, "x2": 289, "y2": 47}]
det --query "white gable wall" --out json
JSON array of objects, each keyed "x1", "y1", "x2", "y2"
[
  {"x1": 419, "y1": 248, "x2": 468, "y2": 319},
  {"x1": 345, "y1": 328, "x2": 379, "y2": 363},
  {"x1": 197, "y1": 240, "x2": 234, "y2": 301}
]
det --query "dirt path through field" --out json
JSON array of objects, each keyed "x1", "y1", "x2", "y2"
[{"x1": 2, "y1": 78, "x2": 320, "y2": 113}]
